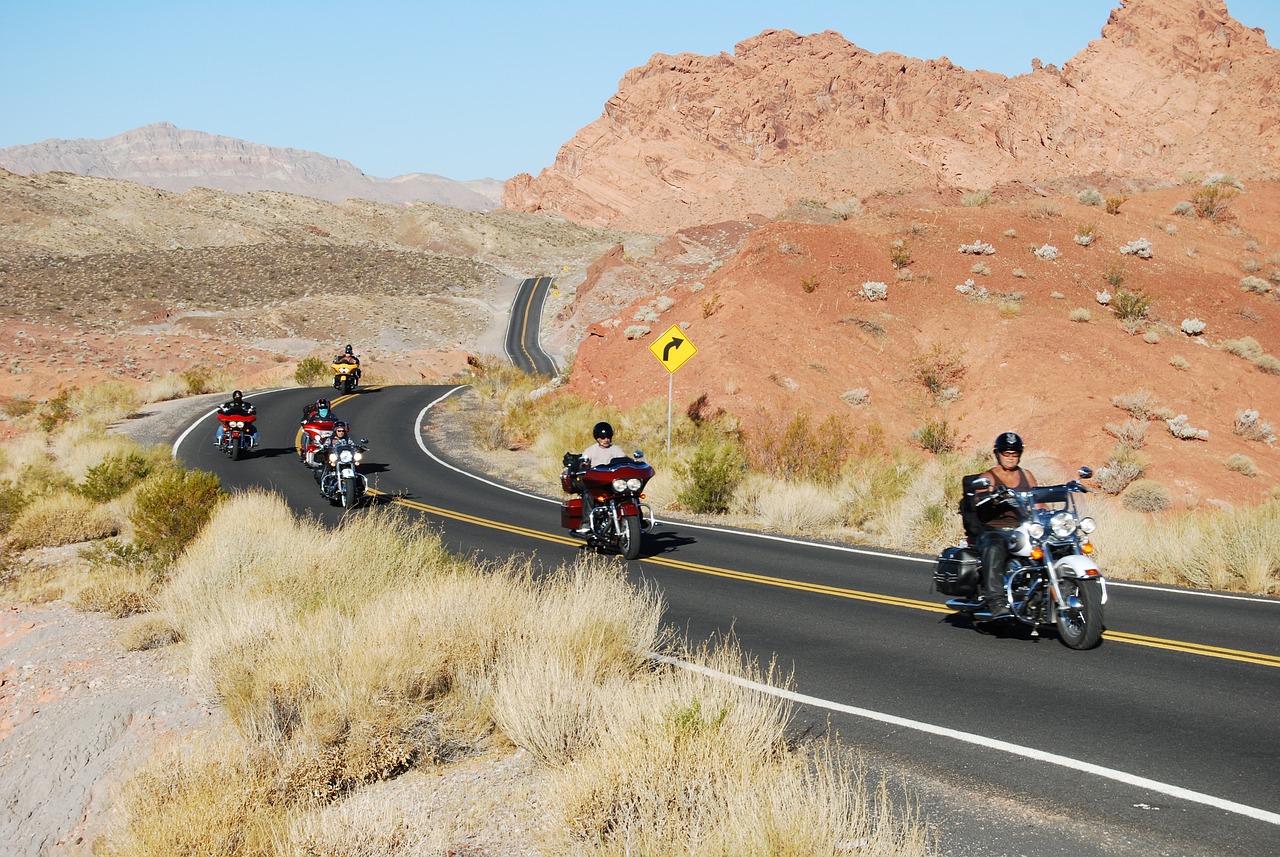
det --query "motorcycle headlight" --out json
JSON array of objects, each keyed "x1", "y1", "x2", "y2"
[
  {"x1": 626, "y1": 477, "x2": 643, "y2": 491},
  {"x1": 231, "y1": 420, "x2": 244, "y2": 428},
  {"x1": 353, "y1": 451, "x2": 363, "y2": 462},
  {"x1": 1078, "y1": 516, "x2": 1097, "y2": 535},
  {"x1": 1050, "y1": 512, "x2": 1077, "y2": 538},
  {"x1": 339, "y1": 449, "x2": 354, "y2": 463},
  {"x1": 328, "y1": 453, "x2": 338, "y2": 464},
  {"x1": 613, "y1": 478, "x2": 628, "y2": 492},
  {"x1": 1027, "y1": 522, "x2": 1045, "y2": 540}
]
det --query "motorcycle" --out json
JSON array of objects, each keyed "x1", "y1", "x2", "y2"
[
  {"x1": 332, "y1": 360, "x2": 360, "y2": 393},
  {"x1": 933, "y1": 467, "x2": 1107, "y2": 650},
  {"x1": 299, "y1": 416, "x2": 336, "y2": 468},
  {"x1": 560, "y1": 451, "x2": 656, "y2": 560},
  {"x1": 318, "y1": 437, "x2": 369, "y2": 508},
  {"x1": 215, "y1": 408, "x2": 257, "y2": 461}
]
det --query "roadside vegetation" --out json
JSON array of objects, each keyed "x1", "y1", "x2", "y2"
[{"x1": 0, "y1": 380, "x2": 936, "y2": 856}]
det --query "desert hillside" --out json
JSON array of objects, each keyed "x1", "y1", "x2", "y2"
[{"x1": 505, "y1": 0, "x2": 1280, "y2": 232}]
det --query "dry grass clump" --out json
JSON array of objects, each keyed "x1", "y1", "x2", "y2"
[{"x1": 5, "y1": 492, "x2": 120, "y2": 549}]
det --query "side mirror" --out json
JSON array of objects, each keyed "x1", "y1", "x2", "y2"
[
  {"x1": 1078, "y1": 466, "x2": 1093, "y2": 480},
  {"x1": 962, "y1": 474, "x2": 991, "y2": 496},
  {"x1": 633, "y1": 450, "x2": 646, "y2": 461}
]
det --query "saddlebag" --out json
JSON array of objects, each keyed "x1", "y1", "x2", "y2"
[
  {"x1": 933, "y1": 546, "x2": 980, "y2": 596},
  {"x1": 560, "y1": 497, "x2": 583, "y2": 530}
]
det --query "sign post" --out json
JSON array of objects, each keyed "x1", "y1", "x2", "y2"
[{"x1": 648, "y1": 324, "x2": 698, "y2": 458}]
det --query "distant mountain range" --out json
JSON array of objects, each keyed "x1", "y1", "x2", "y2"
[{"x1": 0, "y1": 122, "x2": 505, "y2": 211}]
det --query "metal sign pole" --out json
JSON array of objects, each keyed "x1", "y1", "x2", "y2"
[{"x1": 667, "y1": 373, "x2": 673, "y2": 459}]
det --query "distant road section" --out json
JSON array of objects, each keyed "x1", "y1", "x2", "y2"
[{"x1": 505, "y1": 276, "x2": 557, "y2": 375}]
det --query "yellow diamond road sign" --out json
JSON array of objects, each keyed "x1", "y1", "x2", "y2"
[{"x1": 649, "y1": 324, "x2": 698, "y2": 374}]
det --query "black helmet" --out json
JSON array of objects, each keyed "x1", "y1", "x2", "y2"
[
  {"x1": 593, "y1": 421, "x2": 614, "y2": 440},
  {"x1": 344, "y1": 344, "x2": 353, "y2": 354},
  {"x1": 333, "y1": 420, "x2": 348, "y2": 434},
  {"x1": 994, "y1": 431, "x2": 1024, "y2": 454},
  {"x1": 316, "y1": 398, "x2": 329, "y2": 409},
  {"x1": 232, "y1": 390, "x2": 244, "y2": 402}
]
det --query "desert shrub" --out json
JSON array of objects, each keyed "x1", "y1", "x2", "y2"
[
  {"x1": 179, "y1": 367, "x2": 216, "y2": 396},
  {"x1": 997, "y1": 301, "x2": 1021, "y2": 318},
  {"x1": 1223, "y1": 336, "x2": 1264, "y2": 361},
  {"x1": 1181, "y1": 318, "x2": 1206, "y2": 336},
  {"x1": 1105, "y1": 418, "x2": 1147, "y2": 450},
  {"x1": 1255, "y1": 354, "x2": 1280, "y2": 376},
  {"x1": 1096, "y1": 460, "x2": 1143, "y2": 494},
  {"x1": 1112, "y1": 390, "x2": 1160, "y2": 421},
  {"x1": 1240, "y1": 275, "x2": 1271, "y2": 295},
  {"x1": 1074, "y1": 223, "x2": 1096, "y2": 246},
  {"x1": 131, "y1": 469, "x2": 225, "y2": 562},
  {"x1": 911, "y1": 344, "x2": 966, "y2": 398},
  {"x1": 970, "y1": 261, "x2": 990, "y2": 275},
  {"x1": 1120, "y1": 238, "x2": 1153, "y2": 258},
  {"x1": 800, "y1": 275, "x2": 820, "y2": 294},
  {"x1": 1143, "y1": 330, "x2": 1160, "y2": 344},
  {"x1": 1172, "y1": 201, "x2": 1194, "y2": 217},
  {"x1": 77, "y1": 450, "x2": 155, "y2": 502},
  {"x1": 1033, "y1": 244, "x2": 1059, "y2": 261},
  {"x1": 1104, "y1": 263, "x2": 1127, "y2": 287},
  {"x1": 0, "y1": 395, "x2": 37, "y2": 419},
  {"x1": 1069, "y1": 308, "x2": 1091, "y2": 323},
  {"x1": 1191, "y1": 177, "x2": 1240, "y2": 220},
  {"x1": 1105, "y1": 195, "x2": 1128, "y2": 215},
  {"x1": 624, "y1": 325, "x2": 650, "y2": 339},
  {"x1": 957, "y1": 239, "x2": 995, "y2": 255},
  {"x1": 1234, "y1": 409, "x2": 1276, "y2": 443},
  {"x1": 955, "y1": 279, "x2": 987, "y2": 300},
  {"x1": 910, "y1": 419, "x2": 958, "y2": 453},
  {"x1": 1096, "y1": 289, "x2": 1111, "y2": 305},
  {"x1": 1166, "y1": 414, "x2": 1209, "y2": 441},
  {"x1": 1170, "y1": 355, "x2": 1190, "y2": 371},
  {"x1": 293, "y1": 356, "x2": 329, "y2": 387},
  {"x1": 0, "y1": 480, "x2": 32, "y2": 537},
  {"x1": 859, "y1": 281, "x2": 888, "y2": 301},
  {"x1": 841, "y1": 388, "x2": 869, "y2": 407},
  {"x1": 1077, "y1": 188, "x2": 1104, "y2": 206},
  {"x1": 747, "y1": 413, "x2": 853, "y2": 485},
  {"x1": 676, "y1": 440, "x2": 747, "y2": 514},
  {"x1": 37, "y1": 389, "x2": 75, "y2": 433},
  {"x1": 889, "y1": 240, "x2": 912, "y2": 269},
  {"x1": 701, "y1": 293, "x2": 722, "y2": 318},
  {"x1": 1225, "y1": 454, "x2": 1258, "y2": 477},
  {"x1": 6, "y1": 492, "x2": 119, "y2": 550},
  {"x1": 961, "y1": 189, "x2": 992, "y2": 207},
  {"x1": 1111, "y1": 289, "x2": 1151, "y2": 321},
  {"x1": 1122, "y1": 479, "x2": 1171, "y2": 512}
]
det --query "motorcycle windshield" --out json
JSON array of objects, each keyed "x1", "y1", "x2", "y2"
[
  {"x1": 580, "y1": 460, "x2": 655, "y2": 490},
  {"x1": 1028, "y1": 485, "x2": 1075, "y2": 506}
]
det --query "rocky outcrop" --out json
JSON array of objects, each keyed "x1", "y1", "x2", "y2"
[
  {"x1": 505, "y1": 0, "x2": 1280, "y2": 231},
  {"x1": 0, "y1": 123, "x2": 505, "y2": 211}
]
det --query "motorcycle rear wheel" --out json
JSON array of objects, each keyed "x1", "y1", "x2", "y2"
[
  {"x1": 619, "y1": 514, "x2": 642, "y2": 560},
  {"x1": 1056, "y1": 578, "x2": 1104, "y2": 650}
]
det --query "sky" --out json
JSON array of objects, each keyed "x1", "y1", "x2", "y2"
[{"x1": 2, "y1": 1, "x2": 1278, "y2": 182}]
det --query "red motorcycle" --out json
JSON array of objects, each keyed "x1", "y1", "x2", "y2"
[
  {"x1": 560, "y1": 452, "x2": 656, "y2": 560},
  {"x1": 215, "y1": 408, "x2": 257, "y2": 461},
  {"x1": 299, "y1": 417, "x2": 336, "y2": 468}
]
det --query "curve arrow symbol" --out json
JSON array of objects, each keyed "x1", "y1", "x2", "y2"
[{"x1": 662, "y1": 337, "x2": 684, "y2": 361}]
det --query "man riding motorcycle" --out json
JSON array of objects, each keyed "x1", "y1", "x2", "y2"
[
  {"x1": 334, "y1": 344, "x2": 361, "y2": 382},
  {"x1": 962, "y1": 431, "x2": 1039, "y2": 620},
  {"x1": 214, "y1": 390, "x2": 259, "y2": 447},
  {"x1": 573, "y1": 421, "x2": 629, "y2": 533}
]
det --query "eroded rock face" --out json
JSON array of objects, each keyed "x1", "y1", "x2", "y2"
[{"x1": 505, "y1": 0, "x2": 1279, "y2": 232}]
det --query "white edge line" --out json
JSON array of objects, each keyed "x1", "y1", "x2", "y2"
[
  {"x1": 415, "y1": 390, "x2": 1278, "y2": 606},
  {"x1": 652, "y1": 654, "x2": 1280, "y2": 828},
  {"x1": 170, "y1": 388, "x2": 290, "y2": 459}
]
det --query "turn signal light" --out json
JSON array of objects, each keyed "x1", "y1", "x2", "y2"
[
  {"x1": 1081, "y1": 542, "x2": 1094, "y2": 554},
  {"x1": 1030, "y1": 546, "x2": 1044, "y2": 560}
]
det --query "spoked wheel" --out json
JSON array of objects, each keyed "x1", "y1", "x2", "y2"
[
  {"x1": 1056, "y1": 579, "x2": 1104, "y2": 650},
  {"x1": 619, "y1": 514, "x2": 642, "y2": 560}
]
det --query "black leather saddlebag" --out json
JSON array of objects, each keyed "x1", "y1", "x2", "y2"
[{"x1": 933, "y1": 546, "x2": 980, "y2": 596}]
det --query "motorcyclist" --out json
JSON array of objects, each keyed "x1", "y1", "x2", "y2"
[
  {"x1": 573, "y1": 421, "x2": 629, "y2": 534},
  {"x1": 968, "y1": 432, "x2": 1038, "y2": 620},
  {"x1": 215, "y1": 390, "x2": 258, "y2": 447},
  {"x1": 301, "y1": 398, "x2": 332, "y2": 423},
  {"x1": 334, "y1": 344, "x2": 361, "y2": 382},
  {"x1": 316, "y1": 419, "x2": 354, "y2": 485}
]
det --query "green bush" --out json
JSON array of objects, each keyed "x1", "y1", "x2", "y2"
[
  {"x1": 78, "y1": 451, "x2": 155, "y2": 502},
  {"x1": 180, "y1": 368, "x2": 216, "y2": 396},
  {"x1": 677, "y1": 441, "x2": 746, "y2": 514},
  {"x1": 910, "y1": 419, "x2": 958, "y2": 454},
  {"x1": 294, "y1": 356, "x2": 330, "y2": 387},
  {"x1": 1122, "y1": 479, "x2": 1171, "y2": 512},
  {"x1": 0, "y1": 480, "x2": 31, "y2": 537},
  {"x1": 1110, "y1": 289, "x2": 1151, "y2": 322},
  {"x1": 131, "y1": 469, "x2": 225, "y2": 562},
  {"x1": 37, "y1": 389, "x2": 74, "y2": 433}
]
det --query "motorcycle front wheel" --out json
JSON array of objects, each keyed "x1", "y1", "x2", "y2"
[
  {"x1": 619, "y1": 514, "x2": 642, "y2": 560},
  {"x1": 229, "y1": 439, "x2": 241, "y2": 461},
  {"x1": 342, "y1": 478, "x2": 357, "y2": 509},
  {"x1": 1055, "y1": 578, "x2": 1104, "y2": 650}
]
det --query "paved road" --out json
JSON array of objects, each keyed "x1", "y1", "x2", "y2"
[
  {"x1": 176, "y1": 385, "x2": 1280, "y2": 857},
  {"x1": 504, "y1": 276, "x2": 556, "y2": 375}
]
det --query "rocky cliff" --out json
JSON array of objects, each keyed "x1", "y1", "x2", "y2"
[
  {"x1": 0, "y1": 123, "x2": 505, "y2": 211},
  {"x1": 505, "y1": 0, "x2": 1279, "y2": 232}
]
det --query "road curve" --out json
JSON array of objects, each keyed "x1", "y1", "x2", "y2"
[
  {"x1": 175, "y1": 385, "x2": 1280, "y2": 857},
  {"x1": 504, "y1": 276, "x2": 556, "y2": 375}
]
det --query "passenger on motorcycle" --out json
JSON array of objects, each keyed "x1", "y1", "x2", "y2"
[
  {"x1": 574, "y1": 421, "x2": 629, "y2": 533},
  {"x1": 301, "y1": 397, "x2": 332, "y2": 423},
  {"x1": 215, "y1": 390, "x2": 259, "y2": 447},
  {"x1": 334, "y1": 344, "x2": 361, "y2": 382},
  {"x1": 963, "y1": 432, "x2": 1038, "y2": 620}
]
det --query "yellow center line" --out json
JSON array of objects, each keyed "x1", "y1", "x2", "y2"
[{"x1": 373, "y1": 492, "x2": 1280, "y2": 668}]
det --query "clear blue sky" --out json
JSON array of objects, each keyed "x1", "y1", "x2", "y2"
[{"x1": 2, "y1": 1, "x2": 1276, "y2": 181}]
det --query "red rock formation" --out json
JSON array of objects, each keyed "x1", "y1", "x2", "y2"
[{"x1": 505, "y1": 0, "x2": 1279, "y2": 232}]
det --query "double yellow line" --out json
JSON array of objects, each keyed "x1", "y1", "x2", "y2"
[{"x1": 372, "y1": 491, "x2": 1280, "y2": 669}]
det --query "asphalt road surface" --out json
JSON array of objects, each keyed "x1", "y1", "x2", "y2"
[{"x1": 177, "y1": 385, "x2": 1280, "y2": 857}]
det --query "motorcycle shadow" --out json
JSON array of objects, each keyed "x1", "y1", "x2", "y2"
[
  {"x1": 254, "y1": 446, "x2": 307, "y2": 460},
  {"x1": 940, "y1": 611, "x2": 1052, "y2": 643},
  {"x1": 645, "y1": 530, "x2": 698, "y2": 555}
]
